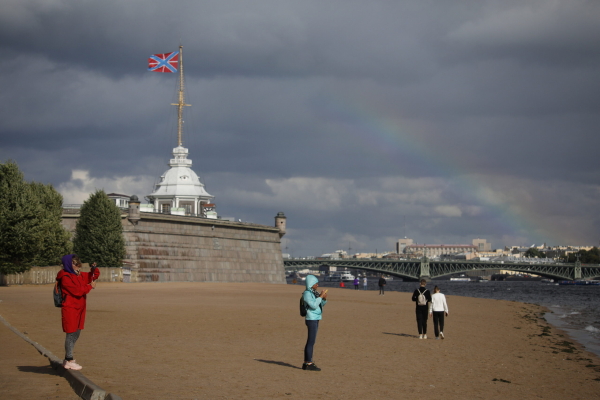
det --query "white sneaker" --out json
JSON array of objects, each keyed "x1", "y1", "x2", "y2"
[
  {"x1": 423, "y1": 335, "x2": 427, "y2": 339},
  {"x1": 440, "y1": 332, "x2": 444, "y2": 340},
  {"x1": 419, "y1": 334, "x2": 423, "y2": 339},
  {"x1": 63, "y1": 360, "x2": 82, "y2": 370}
]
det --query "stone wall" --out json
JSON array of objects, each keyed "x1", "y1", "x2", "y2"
[{"x1": 61, "y1": 212, "x2": 286, "y2": 284}]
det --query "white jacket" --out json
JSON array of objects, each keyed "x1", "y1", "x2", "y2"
[{"x1": 429, "y1": 292, "x2": 449, "y2": 314}]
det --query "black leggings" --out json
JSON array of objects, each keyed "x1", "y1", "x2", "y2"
[
  {"x1": 379, "y1": 285, "x2": 384, "y2": 294},
  {"x1": 415, "y1": 306, "x2": 428, "y2": 334},
  {"x1": 432, "y1": 311, "x2": 445, "y2": 337},
  {"x1": 304, "y1": 320, "x2": 319, "y2": 362}
]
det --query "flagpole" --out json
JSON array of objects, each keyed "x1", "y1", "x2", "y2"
[{"x1": 172, "y1": 45, "x2": 190, "y2": 147}]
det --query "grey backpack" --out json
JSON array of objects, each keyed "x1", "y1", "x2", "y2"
[{"x1": 417, "y1": 289, "x2": 428, "y2": 306}]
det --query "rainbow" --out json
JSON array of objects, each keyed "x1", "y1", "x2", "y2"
[{"x1": 316, "y1": 95, "x2": 563, "y2": 246}]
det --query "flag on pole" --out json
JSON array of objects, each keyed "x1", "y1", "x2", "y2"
[{"x1": 148, "y1": 51, "x2": 179, "y2": 73}]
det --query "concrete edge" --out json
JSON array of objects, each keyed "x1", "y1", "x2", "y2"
[{"x1": 0, "y1": 314, "x2": 122, "y2": 400}]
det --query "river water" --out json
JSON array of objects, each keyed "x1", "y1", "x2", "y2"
[{"x1": 288, "y1": 278, "x2": 600, "y2": 357}]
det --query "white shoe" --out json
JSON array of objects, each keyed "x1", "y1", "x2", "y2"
[
  {"x1": 63, "y1": 360, "x2": 82, "y2": 370},
  {"x1": 423, "y1": 335, "x2": 427, "y2": 339},
  {"x1": 419, "y1": 334, "x2": 423, "y2": 339},
  {"x1": 440, "y1": 332, "x2": 444, "y2": 340}
]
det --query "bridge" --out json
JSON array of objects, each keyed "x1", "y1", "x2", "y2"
[{"x1": 283, "y1": 258, "x2": 600, "y2": 281}]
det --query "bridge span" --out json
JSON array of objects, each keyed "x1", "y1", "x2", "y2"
[{"x1": 283, "y1": 258, "x2": 600, "y2": 281}]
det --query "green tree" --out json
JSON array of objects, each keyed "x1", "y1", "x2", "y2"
[
  {"x1": 524, "y1": 248, "x2": 545, "y2": 258},
  {"x1": 73, "y1": 190, "x2": 125, "y2": 268},
  {"x1": 30, "y1": 182, "x2": 72, "y2": 266},
  {"x1": 568, "y1": 248, "x2": 600, "y2": 264},
  {"x1": 0, "y1": 161, "x2": 71, "y2": 274}
]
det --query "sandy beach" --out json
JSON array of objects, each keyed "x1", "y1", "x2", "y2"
[{"x1": 1, "y1": 282, "x2": 599, "y2": 399}]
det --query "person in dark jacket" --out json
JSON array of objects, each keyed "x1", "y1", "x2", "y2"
[
  {"x1": 411, "y1": 279, "x2": 432, "y2": 339},
  {"x1": 56, "y1": 254, "x2": 100, "y2": 370},
  {"x1": 378, "y1": 276, "x2": 387, "y2": 295}
]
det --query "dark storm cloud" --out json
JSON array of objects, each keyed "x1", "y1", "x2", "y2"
[{"x1": 1, "y1": 0, "x2": 599, "y2": 255}]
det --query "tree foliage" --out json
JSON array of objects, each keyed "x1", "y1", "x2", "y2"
[
  {"x1": 567, "y1": 247, "x2": 600, "y2": 264},
  {"x1": 524, "y1": 248, "x2": 546, "y2": 258},
  {"x1": 0, "y1": 161, "x2": 72, "y2": 274},
  {"x1": 73, "y1": 190, "x2": 125, "y2": 268}
]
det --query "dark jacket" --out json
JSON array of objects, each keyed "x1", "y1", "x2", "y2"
[
  {"x1": 378, "y1": 277, "x2": 386, "y2": 286},
  {"x1": 411, "y1": 287, "x2": 432, "y2": 307}
]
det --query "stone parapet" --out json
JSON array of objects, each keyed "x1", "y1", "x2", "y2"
[{"x1": 0, "y1": 265, "x2": 125, "y2": 286}]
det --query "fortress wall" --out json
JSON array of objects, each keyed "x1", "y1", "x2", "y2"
[{"x1": 62, "y1": 213, "x2": 286, "y2": 284}]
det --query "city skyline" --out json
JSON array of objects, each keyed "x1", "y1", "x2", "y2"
[{"x1": 1, "y1": 1, "x2": 599, "y2": 257}]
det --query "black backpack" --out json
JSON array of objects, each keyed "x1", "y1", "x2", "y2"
[
  {"x1": 53, "y1": 281, "x2": 64, "y2": 307},
  {"x1": 299, "y1": 292, "x2": 307, "y2": 317}
]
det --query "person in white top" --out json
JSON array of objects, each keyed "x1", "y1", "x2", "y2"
[{"x1": 428, "y1": 286, "x2": 449, "y2": 340}]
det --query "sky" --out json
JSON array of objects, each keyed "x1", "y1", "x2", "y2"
[{"x1": 1, "y1": 0, "x2": 599, "y2": 257}]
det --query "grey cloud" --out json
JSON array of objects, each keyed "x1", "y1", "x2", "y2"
[{"x1": 1, "y1": 0, "x2": 599, "y2": 256}]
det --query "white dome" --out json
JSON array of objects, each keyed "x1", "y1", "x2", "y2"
[{"x1": 148, "y1": 146, "x2": 213, "y2": 201}]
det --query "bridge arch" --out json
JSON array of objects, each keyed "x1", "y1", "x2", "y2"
[{"x1": 284, "y1": 259, "x2": 600, "y2": 281}]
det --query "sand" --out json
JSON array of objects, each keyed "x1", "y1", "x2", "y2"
[{"x1": 1, "y1": 282, "x2": 599, "y2": 399}]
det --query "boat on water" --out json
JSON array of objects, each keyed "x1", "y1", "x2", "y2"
[
  {"x1": 558, "y1": 280, "x2": 600, "y2": 286},
  {"x1": 341, "y1": 272, "x2": 355, "y2": 282},
  {"x1": 450, "y1": 277, "x2": 471, "y2": 282}
]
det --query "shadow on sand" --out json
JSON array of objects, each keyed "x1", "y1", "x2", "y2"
[
  {"x1": 254, "y1": 359, "x2": 302, "y2": 370},
  {"x1": 17, "y1": 365, "x2": 62, "y2": 376},
  {"x1": 382, "y1": 332, "x2": 419, "y2": 338}
]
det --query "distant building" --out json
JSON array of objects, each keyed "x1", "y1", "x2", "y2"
[
  {"x1": 396, "y1": 237, "x2": 414, "y2": 254},
  {"x1": 397, "y1": 237, "x2": 491, "y2": 258},
  {"x1": 107, "y1": 193, "x2": 131, "y2": 209},
  {"x1": 405, "y1": 244, "x2": 478, "y2": 258},
  {"x1": 472, "y1": 238, "x2": 491, "y2": 252}
]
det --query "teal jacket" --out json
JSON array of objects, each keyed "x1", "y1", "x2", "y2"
[{"x1": 303, "y1": 275, "x2": 327, "y2": 320}]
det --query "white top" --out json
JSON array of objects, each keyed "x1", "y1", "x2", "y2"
[{"x1": 429, "y1": 292, "x2": 449, "y2": 313}]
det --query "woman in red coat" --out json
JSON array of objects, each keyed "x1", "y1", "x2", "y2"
[{"x1": 56, "y1": 254, "x2": 99, "y2": 370}]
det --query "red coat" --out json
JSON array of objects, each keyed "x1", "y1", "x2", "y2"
[{"x1": 56, "y1": 269, "x2": 100, "y2": 333}]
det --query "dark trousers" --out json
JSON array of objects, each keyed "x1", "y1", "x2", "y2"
[
  {"x1": 432, "y1": 311, "x2": 445, "y2": 337},
  {"x1": 304, "y1": 320, "x2": 319, "y2": 362},
  {"x1": 379, "y1": 285, "x2": 384, "y2": 294},
  {"x1": 415, "y1": 306, "x2": 428, "y2": 334},
  {"x1": 354, "y1": 285, "x2": 359, "y2": 290}
]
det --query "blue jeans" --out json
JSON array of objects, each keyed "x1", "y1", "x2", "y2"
[{"x1": 304, "y1": 320, "x2": 319, "y2": 362}]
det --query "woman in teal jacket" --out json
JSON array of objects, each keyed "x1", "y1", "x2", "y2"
[{"x1": 302, "y1": 274, "x2": 328, "y2": 371}]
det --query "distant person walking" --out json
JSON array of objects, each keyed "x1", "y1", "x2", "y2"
[
  {"x1": 429, "y1": 286, "x2": 449, "y2": 340},
  {"x1": 56, "y1": 254, "x2": 100, "y2": 370},
  {"x1": 412, "y1": 279, "x2": 432, "y2": 339},
  {"x1": 353, "y1": 277, "x2": 360, "y2": 290},
  {"x1": 302, "y1": 275, "x2": 328, "y2": 371},
  {"x1": 363, "y1": 276, "x2": 368, "y2": 290},
  {"x1": 378, "y1": 276, "x2": 387, "y2": 295}
]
